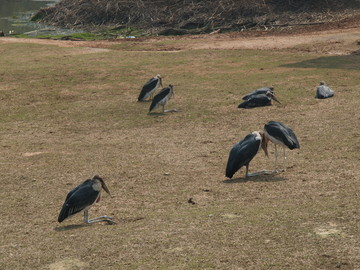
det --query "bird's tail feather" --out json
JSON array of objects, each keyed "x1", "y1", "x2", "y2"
[
  {"x1": 58, "y1": 205, "x2": 70, "y2": 222},
  {"x1": 58, "y1": 203, "x2": 82, "y2": 222}
]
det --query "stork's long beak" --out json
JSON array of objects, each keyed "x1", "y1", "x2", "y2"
[
  {"x1": 261, "y1": 134, "x2": 269, "y2": 157},
  {"x1": 159, "y1": 77, "x2": 163, "y2": 88},
  {"x1": 271, "y1": 94, "x2": 281, "y2": 104},
  {"x1": 101, "y1": 181, "x2": 112, "y2": 197}
]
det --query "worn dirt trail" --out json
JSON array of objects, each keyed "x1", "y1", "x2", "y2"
[
  {"x1": 189, "y1": 27, "x2": 360, "y2": 54},
  {"x1": 0, "y1": 24, "x2": 359, "y2": 55}
]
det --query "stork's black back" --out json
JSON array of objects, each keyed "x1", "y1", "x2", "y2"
[
  {"x1": 238, "y1": 94, "x2": 271, "y2": 108},
  {"x1": 149, "y1": 85, "x2": 172, "y2": 112},
  {"x1": 138, "y1": 77, "x2": 159, "y2": 101},
  {"x1": 264, "y1": 121, "x2": 300, "y2": 150},
  {"x1": 225, "y1": 133, "x2": 261, "y2": 178},
  {"x1": 58, "y1": 178, "x2": 100, "y2": 222},
  {"x1": 315, "y1": 84, "x2": 334, "y2": 99},
  {"x1": 242, "y1": 87, "x2": 274, "y2": 100}
]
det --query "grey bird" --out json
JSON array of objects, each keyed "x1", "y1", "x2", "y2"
[
  {"x1": 138, "y1": 74, "x2": 163, "y2": 101},
  {"x1": 149, "y1": 84, "x2": 175, "y2": 113},
  {"x1": 225, "y1": 131, "x2": 268, "y2": 178},
  {"x1": 263, "y1": 121, "x2": 300, "y2": 172},
  {"x1": 242, "y1": 87, "x2": 274, "y2": 100},
  {"x1": 315, "y1": 81, "x2": 334, "y2": 99},
  {"x1": 238, "y1": 91, "x2": 280, "y2": 109},
  {"x1": 58, "y1": 175, "x2": 115, "y2": 224}
]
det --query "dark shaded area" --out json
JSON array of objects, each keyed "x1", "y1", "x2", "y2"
[
  {"x1": 54, "y1": 224, "x2": 88, "y2": 231},
  {"x1": 270, "y1": 0, "x2": 359, "y2": 12},
  {"x1": 282, "y1": 55, "x2": 360, "y2": 70},
  {"x1": 223, "y1": 174, "x2": 287, "y2": 183},
  {"x1": 33, "y1": 0, "x2": 360, "y2": 34},
  {"x1": 114, "y1": 217, "x2": 145, "y2": 223}
]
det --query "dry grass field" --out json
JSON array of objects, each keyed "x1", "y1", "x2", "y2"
[{"x1": 0, "y1": 26, "x2": 359, "y2": 270}]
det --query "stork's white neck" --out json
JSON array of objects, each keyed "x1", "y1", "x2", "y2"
[
  {"x1": 252, "y1": 131, "x2": 262, "y2": 141},
  {"x1": 92, "y1": 180, "x2": 102, "y2": 191}
]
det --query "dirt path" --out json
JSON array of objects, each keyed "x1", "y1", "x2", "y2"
[
  {"x1": 0, "y1": 26, "x2": 359, "y2": 55},
  {"x1": 188, "y1": 27, "x2": 360, "y2": 54}
]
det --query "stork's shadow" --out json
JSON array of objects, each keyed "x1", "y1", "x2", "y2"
[
  {"x1": 138, "y1": 100, "x2": 152, "y2": 103},
  {"x1": 54, "y1": 217, "x2": 145, "y2": 231},
  {"x1": 117, "y1": 217, "x2": 145, "y2": 223},
  {"x1": 148, "y1": 112, "x2": 166, "y2": 116},
  {"x1": 148, "y1": 109, "x2": 180, "y2": 116},
  {"x1": 223, "y1": 173, "x2": 287, "y2": 184},
  {"x1": 54, "y1": 224, "x2": 88, "y2": 231}
]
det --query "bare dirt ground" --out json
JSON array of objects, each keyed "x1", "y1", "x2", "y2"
[
  {"x1": 0, "y1": 16, "x2": 360, "y2": 270},
  {"x1": 1, "y1": 14, "x2": 360, "y2": 54}
]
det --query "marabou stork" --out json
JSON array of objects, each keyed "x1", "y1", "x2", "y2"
[
  {"x1": 263, "y1": 121, "x2": 300, "y2": 172},
  {"x1": 315, "y1": 81, "x2": 334, "y2": 99},
  {"x1": 149, "y1": 84, "x2": 175, "y2": 113},
  {"x1": 225, "y1": 131, "x2": 268, "y2": 178},
  {"x1": 58, "y1": 175, "x2": 115, "y2": 224},
  {"x1": 138, "y1": 74, "x2": 163, "y2": 101},
  {"x1": 242, "y1": 87, "x2": 274, "y2": 100},
  {"x1": 238, "y1": 91, "x2": 280, "y2": 109}
]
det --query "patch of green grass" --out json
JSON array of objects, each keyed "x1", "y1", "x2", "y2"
[{"x1": 17, "y1": 26, "x2": 146, "y2": 40}]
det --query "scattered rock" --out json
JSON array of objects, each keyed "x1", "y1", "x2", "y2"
[
  {"x1": 187, "y1": 198, "x2": 196, "y2": 204},
  {"x1": 22, "y1": 152, "x2": 44, "y2": 157},
  {"x1": 314, "y1": 223, "x2": 345, "y2": 238}
]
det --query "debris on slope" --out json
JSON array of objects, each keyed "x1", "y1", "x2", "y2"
[{"x1": 33, "y1": 0, "x2": 360, "y2": 34}]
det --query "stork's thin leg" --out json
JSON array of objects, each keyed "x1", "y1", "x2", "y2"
[
  {"x1": 88, "y1": 215, "x2": 113, "y2": 221},
  {"x1": 164, "y1": 109, "x2": 180, "y2": 113},
  {"x1": 87, "y1": 216, "x2": 116, "y2": 225},
  {"x1": 246, "y1": 164, "x2": 274, "y2": 177},
  {"x1": 84, "y1": 210, "x2": 89, "y2": 223},
  {"x1": 84, "y1": 210, "x2": 116, "y2": 224},
  {"x1": 162, "y1": 104, "x2": 165, "y2": 113},
  {"x1": 274, "y1": 144, "x2": 278, "y2": 172},
  {"x1": 248, "y1": 170, "x2": 276, "y2": 177},
  {"x1": 283, "y1": 147, "x2": 287, "y2": 172}
]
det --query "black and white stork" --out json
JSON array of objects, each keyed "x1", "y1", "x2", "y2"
[
  {"x1": 138, "y1": 74, "x2": 163, "y2": 101},
  {"x1": 58, "y1": 175, "x2": 115, "y2": 224},
  {"x1": 242, "y1": 86, "x2": 274, "y2": 100},
  {"x1": 149, "y1": 84, "x2": 175, "y2": 113},
  {"x1": 263, "y1": 121, "x2": 300, "y2": 172},
  {"x1": 238, "y1": 91, "x2": 280, "y2": 109},
  {"x1": 225, "y1": 131, "x2": 268, "y2": 178},
  {"x1": 315, "y1": 81, "x2": 334, "y2": 99}
]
